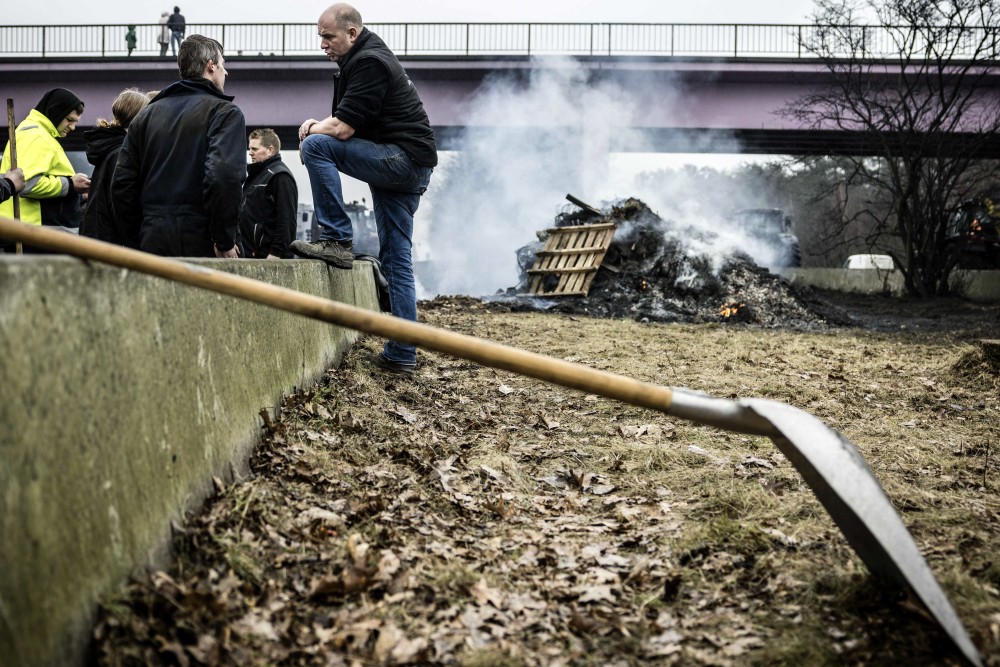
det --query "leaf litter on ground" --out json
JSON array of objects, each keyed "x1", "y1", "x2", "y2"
[{"x1": 92, "y1": 294, "x2": 1000, "y2": 666}]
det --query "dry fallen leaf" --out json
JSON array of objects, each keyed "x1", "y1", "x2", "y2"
[
  {"x1": 232, "y1": 611, "x2": 280, "y2": 642},
  {"x1": 393, "y1": 405, "x2": 419, "y2": 424},
  {"x1": 577, "y1": 584, "x2": 616, "y2": 603},
  {"x1": 296, "y1": 507, "x2": 346, "y2": 530},
  {"x1": 470, "y1": 577, "x2": 505, "y2": 608}
]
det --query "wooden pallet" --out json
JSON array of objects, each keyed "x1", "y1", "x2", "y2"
[{"x1": 527, "y1": 222, "x2": 617, "y2": 296}]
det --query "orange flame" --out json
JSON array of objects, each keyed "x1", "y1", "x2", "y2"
[{"x1": 719, "y1": 302, "x2": 745, "y2": 318}]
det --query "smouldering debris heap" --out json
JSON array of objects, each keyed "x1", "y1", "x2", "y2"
[{"x1": 499, "y1": 198, "x2": 850, "y2": 329}]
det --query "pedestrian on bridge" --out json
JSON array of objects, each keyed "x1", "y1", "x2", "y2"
[
  {"x1": 291, "y1": 2, "x2": 437, "y2": 376},
  {"x1": 125, "y1": 25, "x2": 137, "y2": 56},
  {"x1": 112, "y1": 35, "x2": 245, "y2": 258},
  {"x1": 158, "y1": 12, "x2": 170, "y2": 57},
  {"x1": 168, "y1": 6, "x2": 186, "y2": 56}
]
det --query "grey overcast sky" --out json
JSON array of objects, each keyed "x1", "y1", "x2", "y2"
[{"x1": 6, "y1": 0, "x2": 819, "y2": 26}]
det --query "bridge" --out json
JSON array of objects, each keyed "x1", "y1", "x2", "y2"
[{"x1": 2, "y1": 22, "x2": 999, "y2": 157}]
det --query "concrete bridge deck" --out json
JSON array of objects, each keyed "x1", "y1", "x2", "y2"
[{"x1": 3, "y1": 54, "x2": 1000, "y2": 157}]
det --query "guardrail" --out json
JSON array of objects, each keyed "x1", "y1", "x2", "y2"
[{"x1": 0, "y1": 22, "x2": 995, "y2": 59}]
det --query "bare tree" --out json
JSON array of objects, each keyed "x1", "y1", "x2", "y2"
[{"x1": 786, "y1": 0, "x2": 1000, "y2": 295}]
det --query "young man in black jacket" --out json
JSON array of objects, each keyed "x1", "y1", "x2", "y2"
[
  {"x1": 239, "y1": 128, "x2": 298, "y2": 259},
  {"x1": 112, "y1": 34, "x2": 246, "y2": 258},
  {"x1": 292, "y1": 3, "x2": 437, "y2": 375}
]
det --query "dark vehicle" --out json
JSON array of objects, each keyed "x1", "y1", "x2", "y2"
[
  {"x1": 948, "y1": 198, "x2": 1000, "y2": 269},
  {"x1": 729, "y1": 208, "x2": 801, "y2": 268},
  {"x1": 305, "y1": 199, "x2": 380, "y2": 256}
]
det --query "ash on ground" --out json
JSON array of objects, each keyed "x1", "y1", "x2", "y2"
[{"x1": 490, "y1": 198, "x2": 852, "y2": 329}]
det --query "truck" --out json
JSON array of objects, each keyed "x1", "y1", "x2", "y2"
[
  {"x1": 303, "y1": 200, "x2": 380, "y2": 257},
  {"x1": 947, "y1": 197, "x2": 1000, "y2": 269},
  {"x1": 728, "y1": 208, "x2": 801, "y2": 269}
]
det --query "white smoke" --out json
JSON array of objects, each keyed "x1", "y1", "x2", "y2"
[
  {"x1": 420, "y1": 57, "x2": 660, "y2": 297},
  {"x1": 418, "y1": 58, "x2": 794, "y2": 297}
]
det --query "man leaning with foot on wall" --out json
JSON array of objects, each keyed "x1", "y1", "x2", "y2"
[{"x1": 292, "y1": 2, "x2": 437, "y2": 376}]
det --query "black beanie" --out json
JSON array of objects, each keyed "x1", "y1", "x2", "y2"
[{"x1": 35, "y1": 88, "x2": 84, "y2": 127}]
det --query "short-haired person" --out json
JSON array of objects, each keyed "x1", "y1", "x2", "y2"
[
  {"x1": 0, "y1": 88, "x2": 91, "y2": 230},
  {"x1": 292, "y1": 3, "x2": 437, "y2": 376},
  {"x1": 167, "y1": 6, "x2": 186, "y2": 56},
  {"x1": 0, "y1": 168, "x2": 24, "y2": 204},
  {"x1": 112, "y1": 35, "x2": 246, "y2": 258},
  {"x1": 238, "y1": 128, "x2": 298, "y2": 259},
  {"x1": 79, "y1": 88, "x2": 150, "y2": 246}
]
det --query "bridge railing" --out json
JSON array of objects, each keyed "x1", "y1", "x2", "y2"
[{"x1": 0, "y1": 22, "x2": 995, "y2": 59}]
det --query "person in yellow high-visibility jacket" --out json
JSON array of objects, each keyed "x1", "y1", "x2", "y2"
[{"x1": 0, "y1": 88, "x2": 91, "y2": 231}]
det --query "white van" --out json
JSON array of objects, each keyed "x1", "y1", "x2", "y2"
[{"x1": 843, "y1": 254, "x2": 895, "y2": 270}]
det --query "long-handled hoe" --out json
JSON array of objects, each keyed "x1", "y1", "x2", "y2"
[
  {"x1": 6, "y1": 99, "x2": 22, "y2": 254},
  {"x1": 0, "y1": 217, "x2": 983, "y2": 667}
]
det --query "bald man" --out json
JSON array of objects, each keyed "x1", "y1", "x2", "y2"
[{"x1": 292, "y1": 3, "x2": 437, "y2": 376}]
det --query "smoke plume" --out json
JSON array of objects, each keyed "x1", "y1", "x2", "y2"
[{"x1": 419, "y1": 58, "x2": 793, "y2": 297}]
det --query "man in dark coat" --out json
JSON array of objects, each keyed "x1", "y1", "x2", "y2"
[
  {"x1": 112, "y1": 34, "x2": 245, "y2": 258},
  {"x1": 238, "y1": 128, "x2": 297, "y2": 259},
  {"x1": 292, "y1": 3, "x2": 436, "y2": 375},
  {"x1": 167, "y1": 6, "x2": 186, "y2": 56}
]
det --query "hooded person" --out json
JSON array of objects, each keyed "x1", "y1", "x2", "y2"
[
  {"x1": 158, "y1": 11, "x2": 170, "y2": 57},
  {"x1": 79, "y1": 89, "x2": 149, "y2": 246},
  {"x1": 0, "y1": 88, "x2": 91, "y2": 230}
]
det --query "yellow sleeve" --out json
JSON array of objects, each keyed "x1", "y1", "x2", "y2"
[{"x1": 15, "y1": 127, "x2": 72, "y2": 201}]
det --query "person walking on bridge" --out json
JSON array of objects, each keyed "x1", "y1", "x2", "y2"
[
  {"x1": 112, "y1": 35, "x2": 245, "y2": 258},
  {"x1": 158, "y1": 11, "x2": 171, "y2": 57},
  {"x1": 291, "y1": 2, "x2": 437, "y2": 376},
  {"x1": 167, "y1": 6, "x2": 186, "y2": 56}
]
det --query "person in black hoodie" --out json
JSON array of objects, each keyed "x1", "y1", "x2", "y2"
[
  {"x1": 112, "y1": 34, "x2": 246, "y2": 258},
  {"x1": 238, "y1": 128, "x2": 297, "y2": 259},
  {"x1": 79, "y1": 89, "x2": 149, "y2": 246}
]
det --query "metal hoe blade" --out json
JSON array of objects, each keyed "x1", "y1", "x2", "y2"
[{"x1": 668, "y1": 389, "x2": 982, "y2": 667}]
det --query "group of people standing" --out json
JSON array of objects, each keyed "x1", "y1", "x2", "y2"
[
  {"x1": 124, "y1": 7, "x2": 185, "y2": 57},
  {"x1": 1, "y1": 2, "x2": 437, "y2": 375}
]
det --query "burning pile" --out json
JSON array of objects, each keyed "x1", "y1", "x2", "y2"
[{"x1": 498, "y1": 198, "x2": 850, "y2": 329}]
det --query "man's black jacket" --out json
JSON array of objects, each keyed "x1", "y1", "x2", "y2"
[
  {"x1": 333, "y1": 28, "x2": 437, "y2": 168},
  {"x1": 238, "y1": 154, "x2": 297, "y2": 259},
  {"x1": 112, "y1": 78, "x2": 246, "y2": 254}
]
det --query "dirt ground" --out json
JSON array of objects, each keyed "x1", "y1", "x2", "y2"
[{"x1": 92, "y1": 290, "x2": 1000, "y2": 666}]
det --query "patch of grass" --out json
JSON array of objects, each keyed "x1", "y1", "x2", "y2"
[
  {"x1": 429, "y1": 563, "x2": 481, "y2": 594},
  {"x1": 458, "y1": 649, "x2": 526, "y2": 667},
  {"x1": 214, "y1": 533, "x2": 265, "y2": 586},
  {"x1": 744, "y1": 626, "x2": 840, "y2": 666}
]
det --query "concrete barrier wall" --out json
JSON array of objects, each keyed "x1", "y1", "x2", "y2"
[
  {"x1": 780, "y1": 268, "x2": 1000, "y2": 301},
  {"x1": 0, "y1": 256, "x2": 380, "y2": 667}
]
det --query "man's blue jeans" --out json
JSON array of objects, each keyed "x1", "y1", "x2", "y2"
[
  {"x1": 301, "y1": 133, "x2": 432, "y2": 366},
  {"x1": 170, "y1": 31, "x2": 183, "y2": 55}
]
